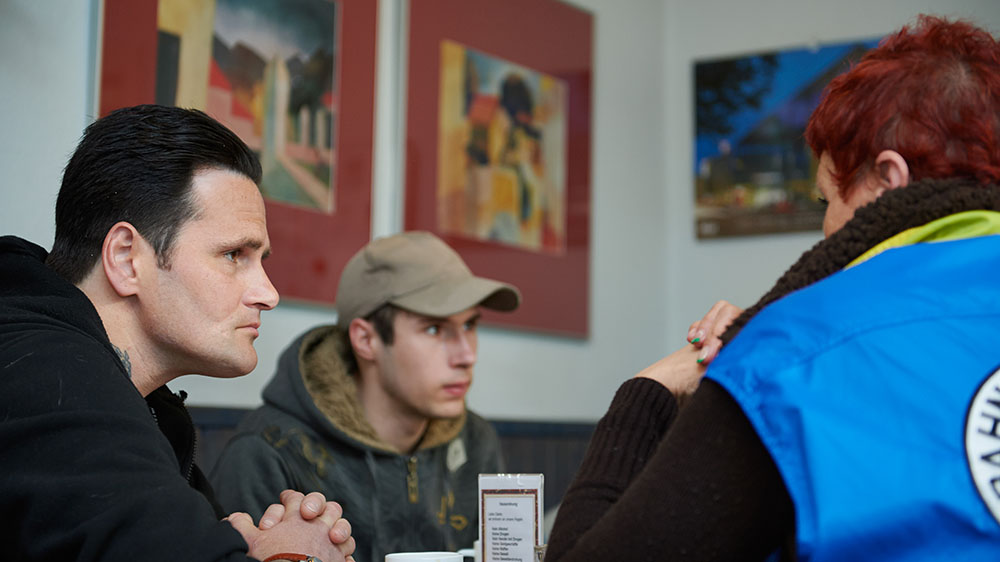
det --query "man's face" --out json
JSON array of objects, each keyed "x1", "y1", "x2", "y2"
[
  {"x1": 139, "y1": 168, "x2": 279, "y2": 378},
  {"x1": 372, "y1": 307, "x2": 480, "y2": 421}
]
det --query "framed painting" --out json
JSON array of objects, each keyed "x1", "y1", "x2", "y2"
[
  {"x1": 694, "y1": 37, "x2": 880, "y2": 238},
  {"x1": 99, "y1": 0, "x2": 377, "y2": 304},
  {"x1": 406, "y1": 0, "x2": 593, "y2": 337}
]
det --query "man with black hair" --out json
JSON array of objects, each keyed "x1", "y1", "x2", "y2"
[
  {"x1": 0, "y1": 104, "x2": 356, "y2": 562},
  {"x1": 211, "y1": 231, "x2": 521, "y2": 562}
]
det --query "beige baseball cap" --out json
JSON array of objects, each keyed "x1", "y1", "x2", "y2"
[{"x1": 335, "y1": 231, "x2": 521, "y2": 327}]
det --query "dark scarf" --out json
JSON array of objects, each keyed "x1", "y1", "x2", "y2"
[{"x1": 721, "y1": 178, "x2": 1000, "y2": 344}]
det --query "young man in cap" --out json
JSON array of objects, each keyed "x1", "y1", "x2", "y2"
[{"x1": 211, "y1": 231, "x2": 521, "y2": 562}]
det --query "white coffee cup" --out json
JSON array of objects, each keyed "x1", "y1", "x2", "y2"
[{"x1": 384, "y1": 552, "x2": 463, "y2": 562}]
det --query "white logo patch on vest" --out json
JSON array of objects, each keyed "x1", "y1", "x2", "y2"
[
  {"x1": 965, "y1": 366, "x2": 1000, "y2": 525},
  {"x1": 446, "y1": 438, "x2": 467, "y2": 473}
]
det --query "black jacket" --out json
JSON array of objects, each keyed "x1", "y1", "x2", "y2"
[{"x1": 0, "y1": 236, "x2": 250, "y2": 561}]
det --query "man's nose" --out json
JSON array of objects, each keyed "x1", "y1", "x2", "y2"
[
  {"x1": 248, "y1": 264, "x2": 280, "y2": 310},
  {"x1": 448, "y1": 330, "x2": 476, "y2": 368}
]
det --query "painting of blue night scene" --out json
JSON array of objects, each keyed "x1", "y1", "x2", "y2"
[{"x1": 694, "y1": 37, "x2": 880, "y2": 238}]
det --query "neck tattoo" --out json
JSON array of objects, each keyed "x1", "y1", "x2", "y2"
[{"x1": 112, "y1": 344, "x2": 133, "y2": 379}]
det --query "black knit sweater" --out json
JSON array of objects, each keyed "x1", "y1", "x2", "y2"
[{"x1": 546, "y1": 179, "x2": 1000, "y2": 561}]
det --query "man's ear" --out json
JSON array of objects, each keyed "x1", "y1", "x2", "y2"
[
  {"x1": 348, "y1": 317, "x2": 380, "y2": 361},
  {"x1": 874, "y1": 149, "x2": 910, "y2": 193},
  {"x1": 101, "y1": 222, "x2": 147, "y2": 297}
]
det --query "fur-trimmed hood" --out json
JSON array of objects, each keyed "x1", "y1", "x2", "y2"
[{"x1": 261, "y1": 324, "x2": 466, "y2": 455}]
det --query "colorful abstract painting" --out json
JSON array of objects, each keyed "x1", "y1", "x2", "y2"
[
  {"x1": 437, "y1": 40, "x2": 568, "y2": 254},
  {"x1": 694, "y1": 38, "x2": 880, "y2": 238},
  {"x1": 156, "y1": 0, "x2": 339, "y2": 213}
]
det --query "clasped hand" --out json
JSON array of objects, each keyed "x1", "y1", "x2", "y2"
[{"x1": 226, "y1": 489, "x2": 356, "y2": 562}]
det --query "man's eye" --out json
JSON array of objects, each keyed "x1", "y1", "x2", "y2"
[
  {"x1": 425, "y1": 325, "x2": 441, "y2": 336},
  {"x1": 817, "y1": 196, "x2": 829, "y2": 207},
  {"x1": 464, "y1": 320, "x2": 478, "y2": 331},
  {"x1": 224, "y1": 250, "x2": 242, "y2": 262}
]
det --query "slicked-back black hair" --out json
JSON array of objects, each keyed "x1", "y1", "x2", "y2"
[{"x1": 47, "y1": 104, "x2": 262, "y2": 284}]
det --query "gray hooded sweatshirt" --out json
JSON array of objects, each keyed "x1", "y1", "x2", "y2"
[{"x1": 209, "y1": 325, "x2": 503, "y2": 562}]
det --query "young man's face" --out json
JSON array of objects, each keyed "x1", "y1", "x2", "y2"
[
  {"x1": 139, "y1": 168, "x2": 279, "y2": 379},
  {"x1": 372, "y1": 307, "x2": 481, "y2": 421}
]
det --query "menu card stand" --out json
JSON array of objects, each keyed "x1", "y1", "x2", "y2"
[{"x1": 478, "y1": 474, "x2": 544, "y2": 562}]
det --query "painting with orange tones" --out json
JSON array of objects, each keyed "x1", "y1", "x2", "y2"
[
  {"x1": 406, "y1": 0, "x2": 592, "y2": 337},
  {"x1": 156, "y1": 0, "x2": 339, "y2": 213},
  {"x1": 100, "y1": 0, "x2": 376, "y2": 305},
  {"x1": 437, "y1": 40, "x2": 567, "y2": 254}
]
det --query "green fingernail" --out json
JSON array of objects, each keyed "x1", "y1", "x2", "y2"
[
  {"x1": 696, "y1": 357, "x2": 705, "y2": 364},
  {"x1": 691, "y1": 337, "x2": 701, "y2": 343}
]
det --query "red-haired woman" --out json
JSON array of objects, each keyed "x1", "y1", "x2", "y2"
[{"x1": 547, "y1": 15, "x2": 1000, "y2": 561}]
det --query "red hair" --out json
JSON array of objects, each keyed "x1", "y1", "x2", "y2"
[{"x1": 805, "y1": 15, "x2": 1000, "y2": 195}]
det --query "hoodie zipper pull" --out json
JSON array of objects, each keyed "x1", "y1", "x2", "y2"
[{"x1": 406, "y1": 456, "x2": 419, "y2": 503}]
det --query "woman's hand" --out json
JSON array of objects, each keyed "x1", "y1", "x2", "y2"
[
  {"x1": 686, "y1": 300, "x2": 744, "y2": 365},
  {"x1": 634, "y1": 345, "x2": 705, "y2": 400}
]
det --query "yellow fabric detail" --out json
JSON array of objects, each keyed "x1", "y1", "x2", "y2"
[{"x1": 847, "y1": 210, "x2": 1000, "y2": 268}]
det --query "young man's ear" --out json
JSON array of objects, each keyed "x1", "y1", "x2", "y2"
[
  {"x1": 101, "y1": 221, "x2": 148, "y2": 297},
  {"x1": 874, "y1": 149, "x2": 910, "y2": 193},
  {"x1": 348, "y1": 317, "x2": 381, "y2": 361}
]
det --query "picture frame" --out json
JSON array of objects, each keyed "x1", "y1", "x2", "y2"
[
  {"x1": 99, "y1": 0, "x2": 377, "y2": 305},
  {"x1": 405, "y1": 0, "x2": 593, "y2": 337},
  {"x1": 693, "y1": 38, "x2": 879, "y2": 239}
]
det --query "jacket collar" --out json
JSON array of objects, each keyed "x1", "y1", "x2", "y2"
[
  {"x1": 848, "y1": 209, "x2": 1000, "y2": 268},
  {"x1": 721, "y1": 179, "x2": 1000, "y2": 345}
]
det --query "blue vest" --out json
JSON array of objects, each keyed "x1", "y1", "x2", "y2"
[{"x1": 707, "y1": 235, "x2": 1000, "y2": 560}]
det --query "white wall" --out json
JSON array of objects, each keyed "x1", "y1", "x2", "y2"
[
  {"x1": 2, "y1": 0, "x2": 999, "y2": 421},
  {"x1": 176, "y1": 0, "x2": 672, "y2": 419},
  {"x1": 0, "y1": 0, "x2": 670, "y2": 421},
  {"x1": 0, "y1": 1, "x2": 98, "y2": 248},
  {"x1": 661, "y1": 0, "x2": 1000, "y2": 346}
]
